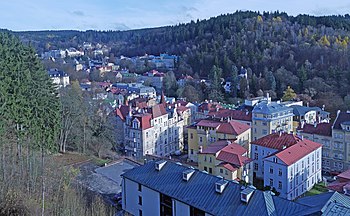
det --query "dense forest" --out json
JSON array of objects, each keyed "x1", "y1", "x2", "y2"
[
  {"x1": 0, "y1": 33, "x2": 114, "y2": 215},
  {"x1": 5, "y1": 11, "x2": 350, "y2": 113}
]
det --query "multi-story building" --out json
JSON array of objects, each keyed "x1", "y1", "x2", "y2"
[
  {"x1": 188, "y1": 118, "x2": 251, "y2": 162},
  {"x1": 331, "y1": 111, "x2": 350, "y2": 171},
  {"x1": 116, "y1": 103, "x2": 184, "y2": 159},
  {"x1": 290, "y1": 105, "x2": 330, "y2": 132},
  {"x1": 252, "y1": 100, "x2": 294, "y2": 140},
  {"x1": 251, "y1": 133, "x2": 322, "y2": 200},
  {"x1": 198, "y1": 140, "x2": 252, "y2": 183},
  {"x1": 48, "y1": 68, "x2": 70, "y2": 88},
  {"x1": 121, "y1": 160, "x2": 350, "y2": 216},
  {"x1": 297, "y1": 123, "x2": 333, "y2": 172},
  {"x1": 298, "y1": 111, "x2": 350, "y2": 173}
]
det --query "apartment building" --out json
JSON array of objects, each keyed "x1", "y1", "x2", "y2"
[
  {"x1": 187, "y1": 118, "x2": 251, "y2": 162},
  {"x1": 252, "y1": 101, "x2": 294, "y2": 140},
  {"x1": 251, "y1": 133, "x2": 322, "y2": 200},
  {"x1": 121, "y1": 160, "x2": 350, "y2": 216},
  {"x1": 298, "y1": 111, "x2": 350, "y2": 173},
  {"x1": 116, "y1": 103, "x2": 184, "y2": 159},
  {"x1": 198, "y1": 140, "x2": 252, "y2": 183}
]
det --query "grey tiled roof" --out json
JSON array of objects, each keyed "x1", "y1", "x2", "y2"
[
  {"x1": 122, "y1": 160, "x2": 311, "y2": 216},
  {"x1": 253, "y1": 101, "x2": 293, "y2": 115}
]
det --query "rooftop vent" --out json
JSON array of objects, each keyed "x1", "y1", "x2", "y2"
[
  {"x1": 215, "y1": 179, "x2": 228, "y2": 194},
  {"x1": 182, "y1": 169, "x2": 195, "y2": 181},
  {"x1": 241, "y1": 187, "x2": 255, "y2": 203},
  {"x1": 155, "y1": 160, "x2": 167, "y2": 171}
]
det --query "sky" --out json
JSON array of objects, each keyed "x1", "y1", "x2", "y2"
[{"x1": 2, "y1": 0, "x2": 350, "y2": 31}]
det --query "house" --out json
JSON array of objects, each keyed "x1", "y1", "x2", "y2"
[
  {"x1": 251, "y1": 133, "x2": 322, "y2": 200},
  {"x1": 187, "y1": 118, "x2": 251, "y2": 162},
  {"x1": 327, "y1": 168, "x2": 350, "y2": 195},
  {"x1": 252, "y1": 100, "x2": 294, "y2": 140},
  {"x1": 116, "y1": 103, "x2": 184, "y2": 159},
  {"x1": 195, "y1": 101, "x2": 223, "y2": 120},
  {"x1": 297, "y1": 123, "x2": 334, "y2": 172},
  {"x1": 48, "y1": 68, "x2": 69, "y2": 88},
  {"x1": 198, "y1": 140, "x2": 252, "y2": 183},
  {"x1": 121, "y1": 160, "x2": 349, "y2": 216},
  {"x1": 208, "y1": 108, "x2": 252, "y2": 126},
  {"x1": 332, "y1": 110, "x2": 350, "y2": 171},
  {"x1": 290, "y1": 105, "x2": 330, "y2": 132},
  {"x1": 137, "y1": 70, "x2": 164, "y2": 93},
  {"x1": 177, "y1": 75, "x2": 194, "y2": 87}
]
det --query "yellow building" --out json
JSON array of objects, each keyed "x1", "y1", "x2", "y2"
[
  {"x1": 188, "y1": 118, "x2": 251, "y2": 162},
  {"x1": 197, "y1": 140, "x2": 252, "y2": 183},
  {"x1": 252, "y1": 101, "x2": 294, "y2": 141}
]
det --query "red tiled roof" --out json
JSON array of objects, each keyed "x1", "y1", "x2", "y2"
[
  {"x1": 297, "y1": 123, "x2": 332, "y2": 137},
  {"x1": 337, "y1": 169, "x2": 350, "y2": 181},
  {"x1": 198, "y1": 102, "x2": 223, "y2": 112},
  {"x1": 217, "y1": 151, "x2": 251, "y2": 167},
  {"x1": 115, "y1": 105, "x2": 130, "y2": 121},
  {"x1": 134, "y1": 113, "x2": 152, "y2": 129},
  {"x1": 197, "y1": 119, "x2": 222, "y2": 128},
  {"x1": 220, "y1": 143, "x2": 247, "y2": 155},
  {"x1": 146, "y1": 104, "x2": 167, "y2": 118},
  {"x1": 176, "y1": 105, "x2": 190, "y2": 113},
  {"x1": 251, "y1": 133, "x2": 300, "y2": 150},
  {"x1": 327, "y1": 181, "x2": 348, "y2": 193},
  {"x1": 216, "y1": 120, "x2": 250, "y2": 135},
  {"x1": 270, "y1": 137, "x2": 322, "y2": 166},
  {"x1": 208, "y1": 109, "x2": 252, "y2": 122},
  {"x1": 218, "y1": 162, "x2": 238, "y2": 172},
  {"x1": 200, "y1": 140, "x2": 231, "y2": 154},
  {"x1": 176, "y1": 100, "x2": 189, "y2": 106}
]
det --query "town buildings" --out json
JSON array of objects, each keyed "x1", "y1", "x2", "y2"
[
  {"x1": 250, "y1": 133, "x2": 322, "y2": 200},
  {"x1": 116, "y1": 103, "x2": 184, "y2": 159},
  {"x1": 187, "y1": 118, "x2": 251, "y2": 162},
  {"x1": 252, "y1": 100, "x2": 294, "y2": 140},
  {"x1": 48, "y1": 68, "x2": 70, "y2": 88},
  {"x1": 298, "y1": 111, "x2": 350, "y2": 173},
  {"x1": 121, "y1": 160, "x2": 350, "y2": 216},
  {"x1": 198, "y1": 140, "x2": 252, "y2": 182}
]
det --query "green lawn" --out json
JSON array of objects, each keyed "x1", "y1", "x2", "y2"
[{"x1": 305, "y1": 182, "x2": 328, "y2": 196}]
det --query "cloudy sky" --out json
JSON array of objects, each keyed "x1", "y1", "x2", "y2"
[{"x1": 2, "y1": 0, "x2": 350, "y2": 31}]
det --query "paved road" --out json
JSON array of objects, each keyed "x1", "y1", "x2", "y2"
[{"x1": 76, "y1": 159, "x2": 138, "y2": 195}]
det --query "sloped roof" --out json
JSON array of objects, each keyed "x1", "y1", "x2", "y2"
[
  {"x1": 333, "y1": 111, "x2": 350, "y2": 130},
  {"x1": 200, "y1": 140, "x2": 230, "y2": 154},
  {"x1": 297, "y1": 123, "x2": 332, "y2": 137},
  {"x1": 338, "y1": 169, "x2": 350, "y2": 180},
  {"x1": 217, "y1": 120, "x2": 250, "y2": 135},
  {"x1": 218, "y1": 162, "x2": 238, "y2": 172},
  {"x1": 115, "y1": 105, "x2": 130, "y2": 121},
  {"x1": 208, "y1": 109, "x2": 252, "y2": 122},
  {"x1": 198, "y1": 102, "x2": 223, "y2": 112},
  {"x1": 146, "y1": 104, "x2": 167, "y2": 118},
  {"x1": 133, "y1": 113, "x2": 152, "y2": 129},
  {"x1": 290, "y1": 105, "x2": 314, "y2": 116},
  {"x1": 272, "y1": 138, "x2": 322, "y2": 166},
  {"x1": 217, "y1": 151, "x2": 252, "y2": 167},
  {"x1": 253, "y1": 101, "x2": 293, "y2": 115},
  {"x1": 197, "y1": 119, "x2": 222, "y2": 128},
  {"x1": 251, "y1": 133, "x2": 300, "y2": 150},
  {"x1": 122, "y1": 160, "x2": 312, "y2": 216}
]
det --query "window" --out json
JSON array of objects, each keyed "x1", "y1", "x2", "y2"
[
  {"x1": 199, "y1": 137, "x2": 203, "y2": 142},
  {"x1": 209, "y1": 157, "x2": 212, "y2": 163},
  {"x1": 254, "y1": 163, "x2": 258, "y2": 171},
  {"x1": 269, "y1": 167, "x2": 274, "y2": 174},
  {"x1": 138, "y1": 196, "x2": 142, "y2": 205},
  {"x1": 278, "y1": 181, "x2": 282, "y2": 189},
  {"x1": 209, "y1": 167, "x2": 212, "y2": 174},
  {"x1": 139, "y1": 210, "x2": 142, "y2": 216},
  {"x1": 204, "y1": 156, "x2": 207, "y2": 162},
  {"x1": 204, "y1": 166, "x2": 207, "y2": 171},
  {"x1": 262, "y1": 129, "x2": 268, "y2": 135},
  {"x1": 190, "y1": 133, "x2": 193, "y2": 139},
  {"x1": 254, "y1": 146, "x2": 258, "y2": 151},
  {"x1": 220, "y1": 169, "x2": 223, "y2": 174},
  {"x1": 270, "y1": 179, "x2": 273, "y2": 186},
  {"x1": 225, "y1": 170, "x2": 228, "y2": 175},
  {"x1": 254, "y1": 153, "x2": 258, "y2": 160},
  {"x1": 190, "y1": 149, "x2": 194, "y2": 154},
  {"x1": 138, "y1": 183, "x2": 142, "y2": 192}
]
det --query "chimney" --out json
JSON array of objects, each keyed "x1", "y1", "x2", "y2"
[
  {"x1": 199, "y1": 146, "x2": 203, "y2": 153},
  {"x1": 314, "y1": 122, "x2": 317, "y2": 128},
  {"x1": 301, "y1": 121, "x2": 305, "y2": 129},
  {"x1": 279, "y1": 131, "x2": 282, "y2": 137},
  {"x1": 155, "y1": 160, "x2": 167, "y2": 171},
  {"x1": 306, "y1": 102, "x2": 309, "y2": 107},
  {"x1": 215, "y1": 179, "x2": 228, "y2": 194},
  {"x1": 182, "y1": 169, "x2": 195, "y2": 181},
  {"x1": 240, "y1": 187, "x2": 255, "y2": 204}
]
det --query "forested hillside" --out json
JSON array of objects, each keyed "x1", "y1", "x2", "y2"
[
  {"x1": 0, "y1": 33, "x2": 113, "y2": 215},
  {"x1": 9, "y1": 11, "x2": 350, "y2": 112}
]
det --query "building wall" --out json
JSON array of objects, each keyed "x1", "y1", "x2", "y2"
[
  {"x1": 251, "y1": 144, "x2": 278, "y2": 179},
  {"x1": 263, "y1": 148, "x2": 322, "y2": 200},
  {"x1": 252, "y1": 113, "x2": 293, "y2": 141},
  {"x1": 173, "y1": 200, "x2": 190, "y2": 216},
  {"x1": 188, "y1": 128, "x2": 199, "y2": 162}
]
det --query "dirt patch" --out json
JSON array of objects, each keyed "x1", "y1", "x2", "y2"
[{"x1": 52, "y1": 152, "x2": 92, "y2": 166}]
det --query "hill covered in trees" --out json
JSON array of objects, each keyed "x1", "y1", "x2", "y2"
[{"x1": 9, "y1": 11, "x2": 350, "y2": 113}]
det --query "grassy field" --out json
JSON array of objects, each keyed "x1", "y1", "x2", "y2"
[{"x1": 305, "y1": 182, "x2": 328, "y2": 196}]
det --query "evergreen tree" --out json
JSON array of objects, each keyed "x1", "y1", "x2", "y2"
[
  {"x1": 282, "y1": 86, "x2": 297, "y2": 101},
  {"x1": 208, "y1": 65, "x2": 224, "y2": 102}
]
